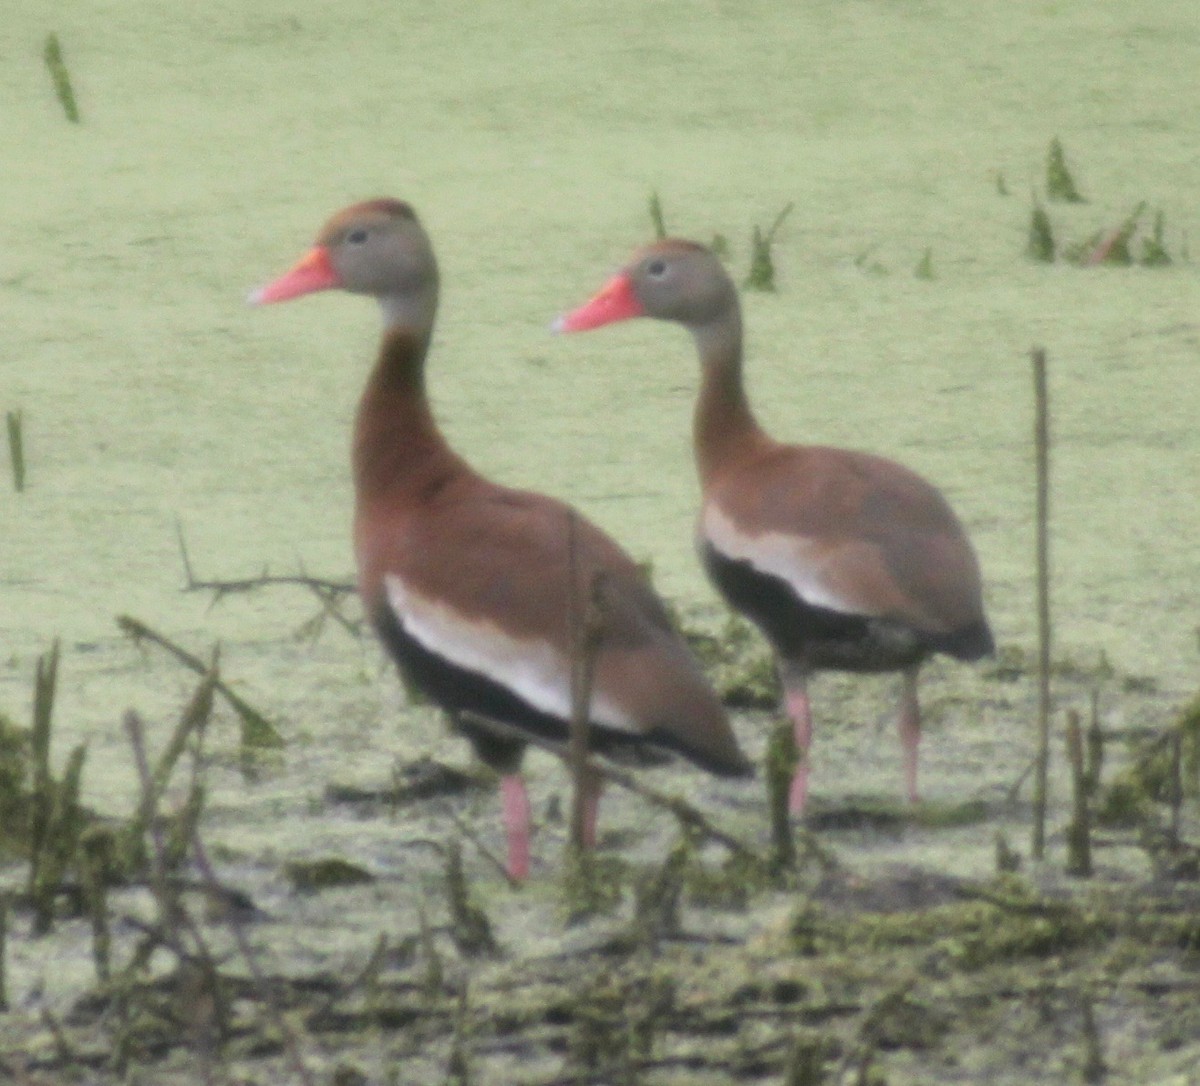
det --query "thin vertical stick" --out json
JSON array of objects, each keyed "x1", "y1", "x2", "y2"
[
  {"x1": 27, "y1": 641, "x2": 60, "y2": 907},
  {"x1": 565, "y1": 511, "x2": 603, "y2": 856},
  {"x1": 1064, "y1": 710, "x2": 1092, "y2": 877},
  {"x1": 1083, "y1": 687, "x2": 1104, "y2": 796},
  {"x1": 1032, "y1": 347, "x2": 1051, "y2": 860},
  {"x1": 765, "y1": 720, "x2": 797, "y2": 874},
  {"x1": 0, "y1": 894, "x2": 8, "y2": 1011},
  {"x1": 1168, "y1": 727, "x2": 1183, "y2": 851},
  {"x1": 6, "y1": 411, "x2": 25, "y2": 492}
]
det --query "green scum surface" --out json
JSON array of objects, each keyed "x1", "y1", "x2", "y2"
[{"x1": 2, "y1": 1, "x2": 1199, "y2": 1081}]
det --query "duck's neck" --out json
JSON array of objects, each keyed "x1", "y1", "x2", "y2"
[
  {"x1": 352, "y1": 320, "x2": 463, "y2": 510},
  {"x1": 690, "y1": 307, "x2": 765, "y2": 486}
]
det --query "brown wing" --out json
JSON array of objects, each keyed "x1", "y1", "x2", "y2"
[
  {"x1": 703, "y1": 442, "x2": 986, "y2": 635},
  {"x1": 360, "y1": 471, "x2": 749, "y2": 774}
]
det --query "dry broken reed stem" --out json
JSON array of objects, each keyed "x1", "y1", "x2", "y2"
[
  {"x1": 834, "y1": 975, "x2": 918, "y2": 1085},
  {"x1": 189, "y1": 831, "x2": 318, "y2": 1086},
  {"x1": 1065, "y1": 710, "x2": 1093, "y2": 877},
  {"x1": 78, "y1": 829, "x2": 113, "y2": 983},
  {"x1": 122, "y1": 711, "x2": 222, "y2": 992},
  {"x1": 116, "y1": 614, "x2": 282, "y2": 748},
  {"x1": 1168, "y1": 727, "x2": 1184, "y2": 850},
  {"x1": 27, "y1": 640, "x2": 90, "y2": 936},
  {"x1": 0, "y1": 894, "x2": 8, "y2": 1012},
  {"x1": 27, "y1": 643, "x2": 59, "y2": 904},
  {"x1": 565, "y1": 509, "x2": 606, "y2": 860},
  {"x1": 443, "y1": 841, "x2": 499, "y2": 957},
  {"x1": 176, "y1": 522, "x2": 361, "y2": 637},
  {"x1": 1084, "y1": 687, "x2": 1104, "y2": 796},
  {"x1": 1031, "y1": 346, "x2": 1051, "y2": 860},
  {"x1": 447, "y1": 808, "x2": 520, "y2": 888},
  {"x1": 1080, "y1": 990, "x2": 1107, "y2": 1083},
  {"x1": 765, "y1": 718, "x2": 799, "y2": 873},
  {"x1": 446, "y1": 979, "x2": 473, "y2": 1084}
]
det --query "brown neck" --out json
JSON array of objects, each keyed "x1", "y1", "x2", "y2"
[
  {"x1": 352, "y1": 327, "x2": 465, "y2": 509},
  {"x1": 690, "y1": 309, "x2": 766, "y2": 486}
]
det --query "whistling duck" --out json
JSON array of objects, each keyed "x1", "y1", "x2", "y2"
[
  {"x1": 250, "y1": 203, "x2": 751, "y2": 879},
  {"x1": 555, "y1": 238, "x2": 993, "y2": 813}
]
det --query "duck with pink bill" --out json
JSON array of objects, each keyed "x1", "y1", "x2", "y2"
[
  {"x1": 555, "y1": 238, "x2": 993, "y2": 814},
  {"x1": 250, "y1": 203, "x2": 753, "y2": 880}
]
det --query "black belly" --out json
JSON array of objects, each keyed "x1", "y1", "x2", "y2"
[
  {"x1": 700, "y1": 544, "x2": 992, "y2": 674},
  {"x1": 371, "y1": 605, "x2": 666, "y2": 772}
]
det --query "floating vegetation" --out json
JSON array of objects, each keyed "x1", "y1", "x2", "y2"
[
  {"x1": 42, "y1": 33, "x2": 81, "y2": 124},
  {"x1": 1056, "y1": 202, "x2": 1185, "y2": 268},
  {"x1": 1046, "y1": 136, "x2": 1085, "y2": 203},
  {"x1": 0, "y1": 713, "x2": 28, "y2": 858},
  {"x1": 743, "y1": 202, "x2": 794, "y2": 291},
  {"x1": 853, "y1": 243, "x2": 889, "y2": 276},
  {"x1": 1072, "y1": 201, "x2": 1146, "y2": 266},
  {"x1": 638, "y1": 196, "x2": 793, "y2": 286},
  {"x1": 285, "y1": 856, "x2": 375, "y2": 893},
  {"x1": 682, "y1": 611, "x2": 778, "y2": 709},
  {"x1": 648, "y1": 189, "x2": 668, "y2": 239},
  {"x1": 27, "y1": 643, "x2": 89, "y2": 935},
  {"x1": 6, "y1": 410, "x2": 25, "y2": 493},
  {"x1": 1024, "y1": 141, "x2": 1182, "y2": 267},
  {"x1": 1140, "y1": 208, "x2": 1172, "y2": 266},
  {"x1": 1027, "y1": 198, "x2": 1056, "y2": 262}
]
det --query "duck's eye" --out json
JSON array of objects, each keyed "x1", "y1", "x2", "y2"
[
  {"x1": 347, "y1": 228, "x2": 369, "y2": 245},
  {"x1": 646, "y1": 259, "x2": 667, "y2": 278}
]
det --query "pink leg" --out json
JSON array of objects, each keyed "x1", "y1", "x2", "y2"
[
  {"x1": 898, "y1": 668, "x2": 921, "y2": 804},
  {"x1": 500, "y1": 773, "x2": 532, "y2": 881},
  {"x1": 785, "y1": 681, "x2": 813, "y2": 815}
]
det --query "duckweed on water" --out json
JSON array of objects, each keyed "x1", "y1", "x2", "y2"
[{"x1": 4, "y1": 0, "x2": 1199, "y2": 1080}]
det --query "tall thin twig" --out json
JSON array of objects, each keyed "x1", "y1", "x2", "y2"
[
  {"x1": 1031, "y1": 347, "x2": 1051, "y2": 860},
  {"x1": 176, "y1": 522, "x2": 360, "y2": 637},
  {"x1": 565, "y1": 510, "x2": 605, "y2": 857},
  {"x1": 1064, "y1": 711, "x2": 1092, "y2": 877}
]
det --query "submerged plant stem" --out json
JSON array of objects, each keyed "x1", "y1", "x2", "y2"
[
  {"x1": 6, "y1": 410, "x2": 25, "y2": 492},
  {"x1": 43, "y1": 33, "x2": 81, "y2": 123}
]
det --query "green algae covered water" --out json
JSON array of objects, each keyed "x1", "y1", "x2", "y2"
[{"x1": 1, "y1": 2, "x2": 1199, "y2": 1079}]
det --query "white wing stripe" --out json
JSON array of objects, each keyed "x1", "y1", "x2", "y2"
[
  {"x1": 703, "y1": 505, "x2": 860, "y2": 615},
  {"x1": 383, "y1": 574, "x2": 637, "y2": 733}
]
